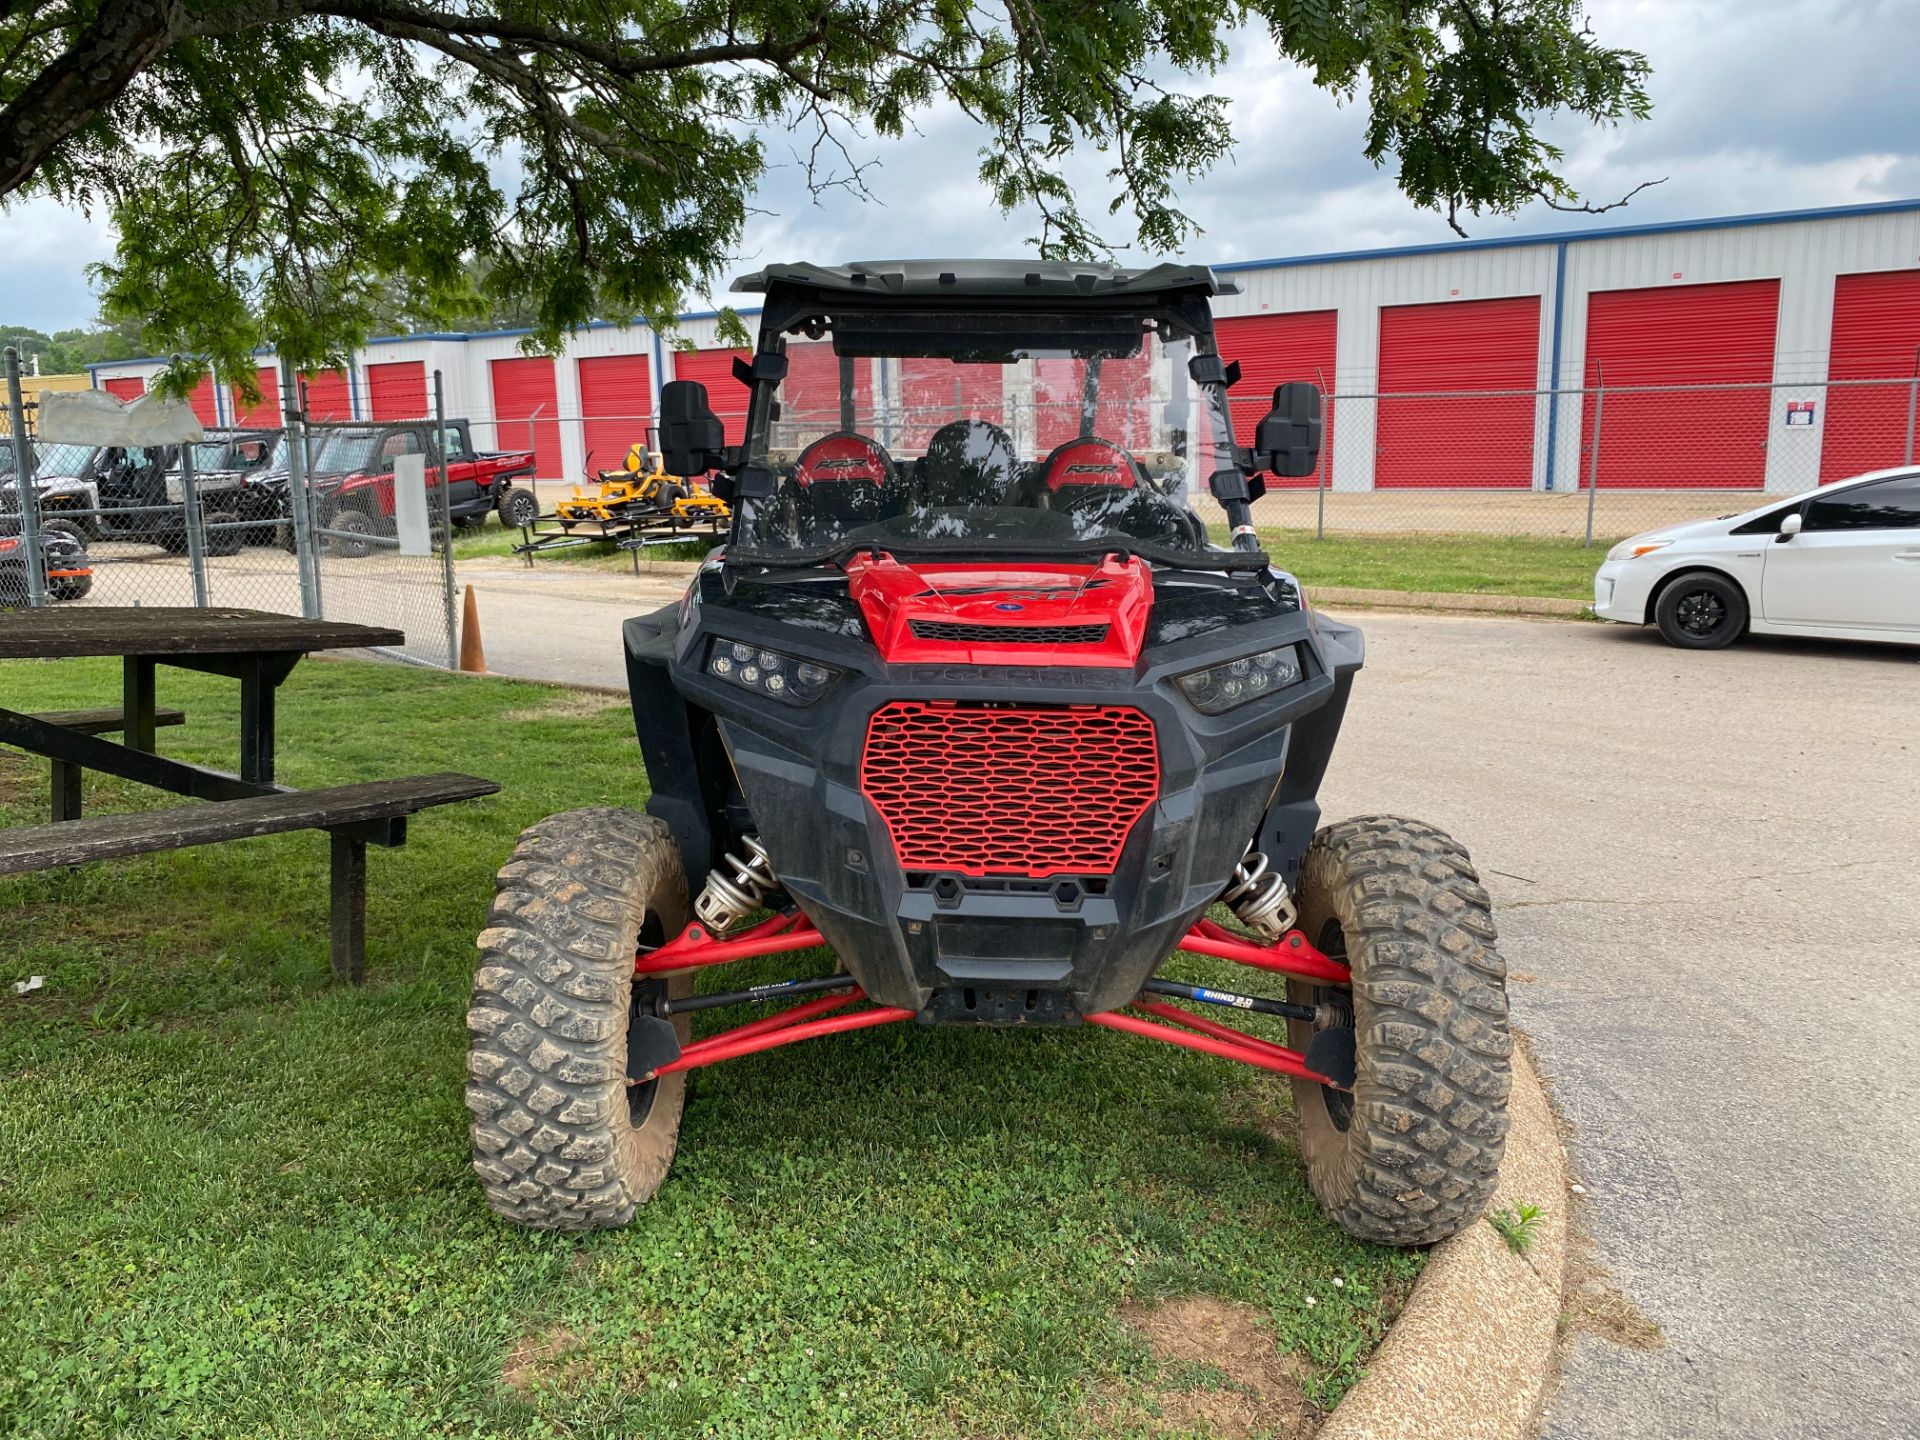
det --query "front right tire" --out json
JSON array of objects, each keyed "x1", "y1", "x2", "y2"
[
  {"x1": 1287, "y1": 816, "x2": 1512, "y2": 1247},
  {"x1": 467, "y1": 807, "x2": 693, "y2": 1230}
]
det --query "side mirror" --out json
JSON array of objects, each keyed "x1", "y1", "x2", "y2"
[
  {"x1": 1253, "y1": 382, "x2": 1323, "y2": 479},
  {"x1": 1777, "y1": 510, "x2": 1804, "y2": 542},
  {"x1": 658, "y1": 380, "x2": 726, "y2": 476}
]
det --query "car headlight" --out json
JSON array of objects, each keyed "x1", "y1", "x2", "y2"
[
  {"x1": 1606, "y1": 538, "x2": 1672, "y2": 562},
  {"x1": 706, "y1": 638, "x2": 841, "y2": 705},
  {"x1": 1175, "y1": 645, "x2": 1303, "y2": 714}
]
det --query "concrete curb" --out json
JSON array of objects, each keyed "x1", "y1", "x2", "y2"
[
  {"x1": 1310, "y1": 586, "x2": 1588, "y2": 618},
  {"x1": 1318, "y1": 1044, "x2": 1568, "y2": 1440}
]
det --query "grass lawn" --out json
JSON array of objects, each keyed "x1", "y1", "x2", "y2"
[
  {"x1": 1232, "y1": 530, "x2": 1602, "y2": 601},
  {"x1": 0, "y1": 657, "x2": 1418, "y2": 1439}
]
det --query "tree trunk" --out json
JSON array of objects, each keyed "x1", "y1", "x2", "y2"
[{"x1": 0, "y1": 0, "x2": 183, "y2": 198}]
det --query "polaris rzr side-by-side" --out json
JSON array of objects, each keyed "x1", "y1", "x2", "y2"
[{"x1": 467, "y1": 261, "x2": 1511, "y2": 1246}]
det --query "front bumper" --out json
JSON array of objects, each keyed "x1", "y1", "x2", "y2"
[{"x1": 1593, "y1": 560, "x2": 1656, "y2": 625}]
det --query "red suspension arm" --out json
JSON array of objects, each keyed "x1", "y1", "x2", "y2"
[
  {"x1": 1180, "y1": 921, "x2": 1351, "y2": 985},
  {"x1": 636, "y1": 913, "x2": 825, "y2": 974},
  {"x1": 646, "y1": 1002, "x2": 915, "y2": 1080},
  {"x1": 1088, "y1": 1008, "x2": 1340, "y2": 1086}
]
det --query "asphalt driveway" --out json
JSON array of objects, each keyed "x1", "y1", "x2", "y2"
[{"x1": 464, "y1": 568, "x2": 1920, "y2": 1440}]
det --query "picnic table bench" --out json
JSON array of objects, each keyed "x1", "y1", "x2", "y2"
[{"x1": 0, "y1": 607, "x2": 500, "y2": 981}]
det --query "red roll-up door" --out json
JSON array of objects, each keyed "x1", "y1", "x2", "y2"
[
  {"x1": 1217, "y1": 311, "x2": 1337, "y2": 489},
  {"x1": 577, "y1": 354, "x2": 653, "y2": 474},
  {"x1": 781, "y1": 341, "x2": 874, "y2": 439},
  {"x1": 1377, "y1": 296, "x2": 1540, "y2": 488},
  {"x1": 1582, "y1": 279, "x2": 1779, "y2": 489},
  {"x1": 490, "y1": 356, "x2": 563, "y2": 479},
  {"x1": 366, "y1": 360, "x2": 427, "y2": 420},
  {"x1": 187, "y1": 376, "x2": 219, "y2": 427},
  {"x1": 102, "y1": 376, "x2": 145, "y2": 401},
  {"x1": 233, "y1": 367, "x2": 281, "y2": 426},
  {"x1": 1820, "y1": 270, "x2": 1920, "y2": 484},
  {"x1": 898, "y1": 359, "x2": 1005, "y2": 450},
  {"x1": 670, "y1": 347, "x2": 752, "y2": 446},
  {"x1": 300, "y1": 370, "x2": 353, "y2": 422},
  {"x1": 1034, "y1": 345, "x2": 1156, "y2": 451}
]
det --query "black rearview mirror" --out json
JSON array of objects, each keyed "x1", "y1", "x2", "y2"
[
  {"x1": 658, "y1": 380, "x2": 726, "y2": 476},
  {"x1": 1254, "y1": 382, "x2": 1323, "y2": 479}
]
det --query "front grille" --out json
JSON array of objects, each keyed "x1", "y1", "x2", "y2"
[
  {"x1": 860, "y1": 701, "x2": 1159, "y2": 877},
  {"x1": 909, "y1": 620, "x2": 1109, "y2": 645}
]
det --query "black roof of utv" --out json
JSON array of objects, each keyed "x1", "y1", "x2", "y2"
[{"x1": 731, "y1": 259, "x2": 1239, "y2": 302}]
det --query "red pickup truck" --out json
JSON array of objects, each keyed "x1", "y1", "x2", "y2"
[{"x1": 302, "y1": 420, "x2": 539, "y2": 543}]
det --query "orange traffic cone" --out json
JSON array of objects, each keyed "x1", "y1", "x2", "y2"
[{"x1": 459, "y1": 585, "x2": 488, "y2": 673}]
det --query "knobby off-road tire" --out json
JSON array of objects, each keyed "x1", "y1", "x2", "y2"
[
  {"x1": 467, "y1": 807, "x2": 694, "y2": 1230},
  {"x1": 1287, "y1": 816, "x2": 1511, "y2": 1246},
  {"x1": 497, "y1": 485, "x2": 540, "y2": 529}
]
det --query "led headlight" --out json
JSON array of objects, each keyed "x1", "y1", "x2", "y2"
[
  {"x1": 1175, "y1": 645, "x2": 1303, "y2": 715},
  {"x1": 707, "y1": 639, "x2": 841, "y2": 705}
]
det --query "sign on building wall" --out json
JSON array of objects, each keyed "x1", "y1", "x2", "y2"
[{"x1": 1784, "y1": 400, "x2": 1816, "y2": 427}]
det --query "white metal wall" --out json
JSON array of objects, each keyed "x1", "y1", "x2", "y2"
[
  {"x1": 1217, "y1": 245, "x2": 1561, "y2": 491},
  {"x1": 1553, "y1": 208, "x2": 1920, "y2": 492},
  {"x1": 88, "y1": 208, "x2": 1920, "y2": 493}
]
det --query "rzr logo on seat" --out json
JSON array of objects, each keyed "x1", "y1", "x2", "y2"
[{"x1": 811, "y1": 458, "x2": 873, "y2": 474}]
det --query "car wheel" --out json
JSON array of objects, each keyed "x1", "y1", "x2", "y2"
[
  {"x1": 204, "y1": 511, "x2": 244, "y2": 557},
  {"x1": 328, "y1": 508, "x2": 376, "y2": 559},
  {"x1": 1654, "y1": 570, "x2": 1747, "y2": 650},
  {"x1": 497, "y1": 486, "x2": 540, "y2": 528}
]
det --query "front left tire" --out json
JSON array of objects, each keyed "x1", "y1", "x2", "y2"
[
  {"x1": 1654, "y1": 570, "x2": 1747, "y2": 649},
  {"x1": 467, "y1": 807, "x2": 694, "y2": 1230}
]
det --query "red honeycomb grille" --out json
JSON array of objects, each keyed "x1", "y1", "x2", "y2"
[{"x1": 860, "y1": 701, "x2": 1160, "y2": 877}]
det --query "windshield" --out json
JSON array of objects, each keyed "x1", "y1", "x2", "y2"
[
  {"x1": 730, "y1": 310, "x2": 1237, "y2": 565},
  {"x1": 188, "y1": 441, "x2": 231, "y2": 470},
  {"x1": 310, "y1": 430, "x2": 381, "y2": 476}
]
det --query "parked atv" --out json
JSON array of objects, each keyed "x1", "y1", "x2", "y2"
[
  {"x1": 0, "y1": 524, "x2": 93, "y2": 605},
  {"x1": 468, "y1": 261, "x2": 1512, "y2": 1247}
]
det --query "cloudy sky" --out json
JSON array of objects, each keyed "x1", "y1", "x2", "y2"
[{"x1": 4, "y1": 0, "x2": 1917, "y2": 333}]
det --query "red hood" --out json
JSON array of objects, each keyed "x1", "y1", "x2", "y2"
[{"x1": 845, "y1": 553, "x2": 1152, "y2": 667}]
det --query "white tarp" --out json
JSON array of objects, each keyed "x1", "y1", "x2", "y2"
[{"x1": 36, "y1": 389, "x2": 206, "y2": 446}]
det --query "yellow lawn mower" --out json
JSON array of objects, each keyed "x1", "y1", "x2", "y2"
[{"x1": 557, "y1": 434, "x2": 731, "y2": 531}]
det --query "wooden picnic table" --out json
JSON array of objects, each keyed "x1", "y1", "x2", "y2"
[
  {"x1": 0, "y1": 606, "x2": 403, "y2": 799},
  {"x1": 0, "y1": 607, "x2": 495, "y2": 980}
]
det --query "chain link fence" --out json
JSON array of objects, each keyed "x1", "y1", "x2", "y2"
[
  {"x1": 1200, "y1": 374, "x2": 1920, "y2": 546},
  {"x1": 2, "y1": 350, "x2": 458, "y2": 668},
  {"x1": 14, "y1": 347, "x2": 1920, "y2": 613}
]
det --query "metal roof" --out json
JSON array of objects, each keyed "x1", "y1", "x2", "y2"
[{"x1": 730, "y1": 259, "x2": 1238, "y2": 299}]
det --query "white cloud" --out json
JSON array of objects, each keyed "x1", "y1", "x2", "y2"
[{"x1": 0, "y1": 195, "x2": 117, "y2": 332}]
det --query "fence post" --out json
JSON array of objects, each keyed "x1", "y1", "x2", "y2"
[
  {"x1": 434, "y1": 370, "x2": 460, "y2": 670},
  {"x1": 1583, "y1": 369, "x2": 1604, "y2": 548},
  {"x1": 179, "y1": 438, "x2": 211, "y2": 607},
  {"x1": 1905, "y1": 346, "x2": 1919, "y2": 466},
  {"x1": 169, "y1": 354, "x2": 212, "y2": 607},
  {"x1": 1314, "y1": 366, "x2": 1329, "y2": 541},
  {"x1": 3, "y1": 346, "x2": 48, "y2": 607},
  {"x1": 279, "y1": 358, "x2": 321, "y2": 618}
]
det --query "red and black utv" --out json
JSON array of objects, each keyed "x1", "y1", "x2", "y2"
[{"x1": 468, "y1": 261, "x2": 1511, "y2": 1246}]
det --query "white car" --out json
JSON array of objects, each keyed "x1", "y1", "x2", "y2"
[{"x1": 1594, "y1": 467, "x2": 1920, "y2": 649}]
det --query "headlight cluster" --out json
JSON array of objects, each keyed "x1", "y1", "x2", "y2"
[
  {"x1": 1605, "y1": 538, "x2": 1672, "y2": 562},
  {"x1": 707, "y1": 638, "x2": 840, "y2": 705},
  {"x1": 1175, "y1": 646, "x2": 1303, "y2": 714}
]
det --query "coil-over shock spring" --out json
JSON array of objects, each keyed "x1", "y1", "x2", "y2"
[
  {"x1": 694, "y1": 835, "x2": 779, "y2": 932},
  {"x1": 1221, "y1": 847, "x2": 1297, "y2": 941}
]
